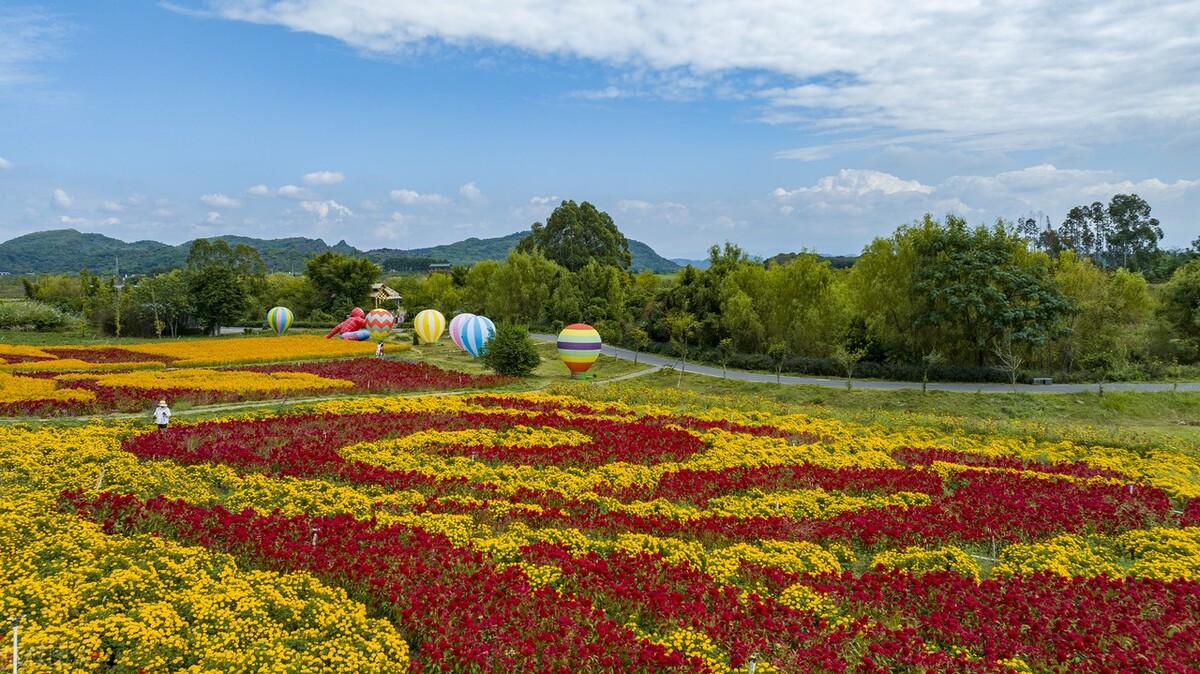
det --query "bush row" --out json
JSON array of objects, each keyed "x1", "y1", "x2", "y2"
[{"x1": 0, "y1": 300, "x2": 86, "y2": 332}]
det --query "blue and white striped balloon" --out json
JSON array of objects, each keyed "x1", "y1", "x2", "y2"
[{"x1": 460, "y1": 315, "x2": 496, "y2": 358}]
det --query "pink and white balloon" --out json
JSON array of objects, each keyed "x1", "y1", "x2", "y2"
[{"x1": 448, "y1": 313, "x2": 475, "y2": 351}]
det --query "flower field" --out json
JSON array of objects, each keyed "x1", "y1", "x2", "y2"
[
  {"x1": 5, "y1": 391, "x2": 1200, "y2": 672},
  {"x1": 0, "y1": 337, "x2": 508, "y2": 415}
]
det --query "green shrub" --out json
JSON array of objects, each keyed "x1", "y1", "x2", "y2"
[
  {"x1": 0, "y1": 300, "x2": 86, "y2": 331},
  {"x1": 480, "y1": 323, "x2": 541, "y2": 377}
]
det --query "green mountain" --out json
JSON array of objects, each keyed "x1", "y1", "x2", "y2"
[
  {"x1": 0, "y1": 230, "x2": 181, "y2": 275},
  {"x1": 0, "y1": 228, "x2": 681, "y2": 275},
  {"x1": 765, "y1": 252, "x2": 859, "y2": 269}
]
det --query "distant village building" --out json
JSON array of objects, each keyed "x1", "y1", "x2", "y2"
[{"x1": 428, "y1": 263, "x2": 452, "y2": 272}]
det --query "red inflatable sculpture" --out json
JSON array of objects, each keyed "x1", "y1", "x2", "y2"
[{"x1": 325, "y1": 307, "x2": 368, "y2": 338}]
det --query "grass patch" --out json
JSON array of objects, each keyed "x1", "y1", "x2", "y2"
[{"x1": 408, "y1": 338, "x2": 653, "y2": 391}]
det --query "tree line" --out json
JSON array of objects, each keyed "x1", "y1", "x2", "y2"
[{"x1": 18, "y1": 197, "x2": 1200, "y2": 382}]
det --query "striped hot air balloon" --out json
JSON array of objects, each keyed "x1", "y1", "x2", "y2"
[
  {"x1": 460, "y1": 315, "x2": 496, "y2": 358},
  {"x1": 365, "y1": 308, "x2": 396, "y2": 341},
  {"x1": 448, "y1": 312, "x2": 475, "y2": 351},
  {"x1": 266, "y1": 306, "x2": 293, "y2": 336},
  {"x1": 413, "y1": 309, "x2": 446, "y2": 345},
  {"x1": 557, "y1": 323, "x2": 602, "y2": 378}
]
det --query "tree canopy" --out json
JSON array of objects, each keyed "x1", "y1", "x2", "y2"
[
  {"x1": 517, "y1": 200, "x2": 631, "y2": 272},
  {"x1": 305, "y1": 252, "x2": 381, "y2": 315},
  {"x1": 184, "y1": 239, "x2": 266, "y2": 335}
]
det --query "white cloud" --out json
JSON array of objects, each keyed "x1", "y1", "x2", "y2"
[
  {"x1": 373, "y1": 212, "x2": 411, "y2": 242},
  {"x1": 247, "y1": 184, "x2": 271, "y2": 196},
  {"x1": 302, "y1": 170, "x2": 344, "y2": 186},
  {"x1": 151, "y1": 208, "x2": 174, "y2": 218},
  {"x1": 512, "y1": 195, "x2": 560, "y2": 220},
  {"x1": 99, "y1": 200, "x2": 125, "y2": 213},
  {"x1": 300, "y1": 199, "x2": 353, "y2": 220},
  {"x1": 277, "y1": 184, "x2": 306, "y2": 198},
  {"x1": 617, "y1": 199, "x2": 689, "y2": 223},
  {"x1": 755, "y1": 163, "x2": 1200, "y2": 255},
  {"x1": 571, "y1": 85, "x2": 624, "y2": 100},
  {"x1": 57, "y1": 215, "x2": 86, "y2": 226},
  {"x1": 389, "y1": 188, "x2": 450, "y2": 206},
  {"x1": 0, "y1": 8, "x2": 69, "y2": 95},
  {"x1": 203, "y1": 1, "x2": 1200, "y2": 155},
  {"x1": 204, "y1": 211, "x2": 222, "y2": 224},
  {"x1": 0, "y1": 156, "x2": 12, "y2": 170},
  {"x1": 772, "y1": 169, "x2": 932, "y2": 199},
  {"x1": 200, "y1": 192, "x2": 242, "y2": 208},
  {"x1": 52, "y1": 188, "x2": 72, "y2": 209},
  {"x1": 459, "y1": 181, "x2": 486, "y2": 203}
]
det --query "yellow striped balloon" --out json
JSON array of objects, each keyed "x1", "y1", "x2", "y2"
[
  {"x1": 556, "y1": 323, "x2": 601, "y2": 378},
  {"x1": 413, "y1": 309, "x2": 446, "y2": 345}
]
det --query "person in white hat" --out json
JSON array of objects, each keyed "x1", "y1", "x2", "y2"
[{"x1": 153, "y1": 399, "x2": 171, "y2": 430}]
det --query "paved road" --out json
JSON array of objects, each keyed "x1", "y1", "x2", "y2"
[{"x1": 533, "y1": 334, "x2": 1200, "y2": 394}]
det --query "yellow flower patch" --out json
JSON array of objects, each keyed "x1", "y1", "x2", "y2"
[
  {"x1": 870, "y1": 545, "x2": 982, "y2": 580},
  {"x1": 58, "y1": 368, "x2": 355, "y2": 394},
  {"x1": 0, "y1": 358, "x2": 167, "y2": 373},
  {"x1": 0, "y1": 510, "x2": 409, "y2": 672},
  {"x1": 119, "y1": 334, "x2": 385, "y2": 367},
  {"x1": 993, "y1": 534, "x2": 1124, "y2": 579},
  {"x1": 0, "y1": 371, "x2": 95, "y2": 404}
]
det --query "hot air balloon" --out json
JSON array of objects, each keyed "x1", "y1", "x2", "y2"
[
  {"x1": 448, "y1": 313, "x2": 475, "y2": 351},
  {"x1": 266, "y1": 306, "x2": 293, "y2": 336},
  {"x1": 413, "y1": 309, "x2": 446, "y2": 345},
  {"x1": 557, "y1": 323, "x2": 602, "y2": 378},
  {"x1": 365, "y1": 308, "x2": 396, "y2": 341},
  {"x1": 340, "y1": 329, "x2": 371, "y2": 341},
  {"x1": 460, "y1": 315, "x2": 496, "y2": 358}
]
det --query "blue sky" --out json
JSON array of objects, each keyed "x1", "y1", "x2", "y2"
[{"x1": 1, "y1": 1, "x2": 1198, "y2": 260}]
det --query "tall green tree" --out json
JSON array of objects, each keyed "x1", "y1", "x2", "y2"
[
  {"x1": 517, "y1": 200, "x2": 631, "y2": 272},
  {"x1": 574, "y1": 259, "x2": 628, "y2": 325},
  {"x1": 910, "y1": 215, "x2": 1071, "y2": 366},
  {"x1": 185, "y1": 239, "x2": 266, "y2": 334},
  {"x1": 126, "y1": 270, "x2": 192, "y2": 337},
  {"x1": 1156, "y1": 259, "x2": 1200, "y2": 361},
  {"x1": 187, "y1": 265, "x2": 245, "y2": 335},
  {"x1": 1105, "y1": 193, "x2": 1163, "y2": 270},
  {"x1": 845, "y1": 233, "x2": 925, "y2": 361},
  {"x1": 304, "y1": 251, "x2": 380, "y2": 315},
  {"x1": 1051, "y1": 194, "x2": 1163, "y2": 271},
  {"x1": 486, "y1": 250, "x2": 567, "y2": 325},
  {"x1": 79, "y1": 269, "x2": 118, "y2": 335},
  {"x1": 1050, "y1": 251, "x2": 1150, "y2": 372}
]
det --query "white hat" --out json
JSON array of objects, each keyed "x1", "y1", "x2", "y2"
[{"x1": 158, "y1": 400, "x2": 168, "y2": 406}]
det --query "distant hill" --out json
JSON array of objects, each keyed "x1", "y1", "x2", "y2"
[
  {"x1": 671, "y1": 258, "x2": 710, "y2": 270},
  {"x1": 0, "y1": 230, "x2": 182, "y2": 275},
  {"x1": 765, "y1": 252, "x2": 859, "y2": 269},
  {"x1": 394, "y1": 232, "x2": 679, "y2": 273},
  {"x1": 0, "y1": 228, "x2": 681, "y2": 275}
]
